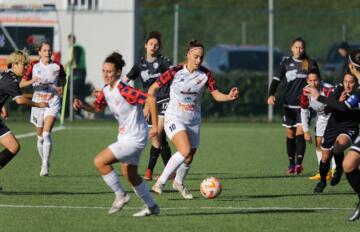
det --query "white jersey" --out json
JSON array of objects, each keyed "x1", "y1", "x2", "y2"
[
  {"x1": 300, "y1": 82, "x2": 333, "y2": 133},
  {"x1": 94, "y1": 80, "x2": 148, "y2": 144},
  {"x1": 156, "y1": 65, "x2": 217, "y2": 124},
  {"x1": 24, "y1": 60, "x2": 65, "y2": 106}
]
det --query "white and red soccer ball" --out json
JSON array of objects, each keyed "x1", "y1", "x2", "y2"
[{"x1": 200, "y1": 177, "x2": 222, "y2": 199}]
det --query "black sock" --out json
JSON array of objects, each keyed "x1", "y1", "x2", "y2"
[
  {"x1": 333, "y1": 151, "x2": 344, "y2": 171},
  {"x1": 346, "y1": 168, "x2": 360, "y2": 196},
  {"x1": 319, "y1": 160, "x2": 331, "y2": 183},
  {"x1": 147, "y1": 146, "x2": 161, "y2": 172},
  {"x1": 160, "y1": 142, "x2": 171, "y2": 166},
  {"x1": 287, "y1": 137, "x2": 296, "y2": 167},
  {"x1": 295, "y1": 135, "x2": 306, "y2": 165},
  {"x1": 0, "y1": 149, "x2": 15, "y2": 170}
]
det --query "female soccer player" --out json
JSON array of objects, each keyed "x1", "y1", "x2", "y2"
[
  {"x1": 73, "y1": 52, "x2": 159, "y2": 216},
  {"x1": 306, "y1": 72, "x2": 359, "y2": 193},
  {"x1": 267, "y1": 37, "x2": 320, "y2": 175},
  {"x1": 0, "y1": 51, "x2": 48, "y2": 188},
  {"x1": 148, "y1": 40, "x2": 239, "y2": 199},
  {"x1": 307, "y1": 49, "x2": 360, "y2": 221},
  {"x1": 20, "y1": 41, "x2": 66, "y2": 177},
  {"x1": 299, "y1": 71, "x2": 334, "y2": 180},
  {"x1": 125, "y1": 31, "x2": 173, "y2": 181}
]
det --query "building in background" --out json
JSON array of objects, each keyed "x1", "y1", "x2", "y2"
[{"x1": 0, "y1": 0, "x2": 139, "y2": 88}]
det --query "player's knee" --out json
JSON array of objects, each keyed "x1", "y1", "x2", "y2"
[
  {"x1": 9, "y1": 142, "x2": 20, "y2": 154},
  {"x1": 93, "y1": 156, "x2": 104, "y2": 170},
  {"x1": 343, "y1": 159, "x2": 355, "y2": 172}
]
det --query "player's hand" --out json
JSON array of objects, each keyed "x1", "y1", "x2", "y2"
[
  {"x1": 55, "y1": 86, "x2": 63, "y2": 95},
  {"x1": 304, "y1": 87, "x2": 320, "y2": 99},
  {"x1": 32, "y1": 76, "x2": 41, "y2": 84},
  {"x1": 1, "y1": 106, "x2": 9, "y2": 119},
  {"x1": 73, "y1": 98, "x2": 84, "y2": 110},
  {"x1": 149, "y1": 126, "x2": 158, "y2": 139},
  {"x1": 304, "y1": 132, "x2": 312, "y2": 143},
  {"x1": 228, "y1": 87, "x2": 239, "y2": 100},
  {"x1": 267, "y1": 96, "x2": 276, "y2": 105},
  {"x1": 37, "y1": 102, "x2": 49, "y2": 108},
  {"x1": 339, "y1": 90, "x2": 348, "y2": 102}
]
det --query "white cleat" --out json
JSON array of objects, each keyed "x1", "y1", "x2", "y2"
[
  {"x1": 133, "y1": 204, "x2": 160, "y2": 217},
  {"x1": 152, "y1": 182, "x2": 164, "y2": 195},
  {"x1": 39, "y1": 166, "x2": 49, "y2": 177},
  {"x1": 108, "y1": 194, "x2": 130, "y2": 214},
  {"x1": 172, "y1": 181, "x2": 193, "y2": 199}
]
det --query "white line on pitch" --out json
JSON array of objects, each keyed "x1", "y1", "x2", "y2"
[
  {"x1": 16, "y1": 126, "x2": 66, "y2": 139},
  {"x1": 0, "y1": 204, "x2": 353, "y2": 211}
]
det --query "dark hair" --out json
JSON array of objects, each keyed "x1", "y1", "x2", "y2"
[
  {"x1": 104, "y1": 52, "x2": 125, "y2": 71},
  {"x1": 307, "y1": 69, "x2": 321, "y2": 80},
  {"x1": 186, "y1": 39, "x2": 204, "y2": 53},
  {"x1": 291, "y1": 37, "x2": 310, "y2": 71},
  {"x1": 38, "y1": 40, "x2": 52, "y2": 51},
  {"x1": 339, "y1": 41, "x2": 349, "y2": 51},
  {"x1": 146, "y1": 31, "x2": 161, "y2": 46},
  {"x1": 68, "y1": 34, "x2": 76, "y2": 43},
  {"x1": 349, "y1": 49, "x2": 360, "y2": 71}
]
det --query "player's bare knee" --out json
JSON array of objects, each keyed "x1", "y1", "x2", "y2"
[
  {"x1": 93, "y1": 156, "x2": 103, "y2": 170},
  {"x1": 343, "y1": 159, "x2": 355, "y2": 173},
  {"x1": 8, "y1": 142, "x2": 20, "y2": 154}
]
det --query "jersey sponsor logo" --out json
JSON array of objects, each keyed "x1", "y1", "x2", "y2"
[
  {"x1": 153, "y1": 62, "x2": 159, "y2": 69},
  {"x1": 289, "y1": 63, "x2": 295, "y2": 67},
  {"x1": 178, "y1": 102, "x2": 195, "y2": 112},
  {"x1": 140, "y1": 70, "x2": 161, "y2": 82},
  {"x1": 285, "y1": 70, "x2": 297, "y2": 82}
]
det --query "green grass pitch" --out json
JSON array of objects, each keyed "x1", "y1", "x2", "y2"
[{"x1": 0, "y1": 121, "x2": 359, "y2": 231}]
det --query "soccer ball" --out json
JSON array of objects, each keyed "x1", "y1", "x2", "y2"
[{"x1": 200, "y1": 177, "x2": 222, "y2": 199}]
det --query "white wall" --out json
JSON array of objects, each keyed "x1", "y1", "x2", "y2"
[{"x1": 58, "y1": 2, "x2": 138, "y2": 88}]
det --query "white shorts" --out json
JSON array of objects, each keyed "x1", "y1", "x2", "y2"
[
  {"x1": 30, "y1": 104, "x2": 61, "y2": 128},
  {"x1": 108, "y1": 136, "x2": 146, "y2": 165},
  {"x1": 315, "y1": 115, "x2": 329, "y2": 137},
  {"x1": 164, "y1": 117, "x2": 200, "y2": 148}
]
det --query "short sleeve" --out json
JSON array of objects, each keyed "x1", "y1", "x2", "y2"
[
  {"x1": 206, "y1": 70, "x2": 217, "y2": 92},
  {"x1": 7, "y1": 79, "x2": 22, "y2": 98},
  {"x1": 118, "y1": 83, "x2": 147, "y2": 105},
  {"x1": 23, "y1": 62, "x2": 34, "y2": 81},
  {"x1": 93, "y1": 90, "x2": 107, "y2": 111},
  {"x1": 126, "y1": 63, "x2": 141, "y2": 80},
  {"x1": 156, "y1": 69, "x2": 175, "y2": 87},
  {"x1": 273, "y1": 60, "x2": 286, "y2": 81}
]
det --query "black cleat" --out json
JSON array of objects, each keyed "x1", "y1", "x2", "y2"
[
  {"x1": 349, "y1": 202, "x2": 360, "y2": 222},
  {"x1": 330, "y1": 169, "x2": 343, "y2": 186},
  {"x1": 313, "y1": 181, "x2": 326, "y2": 193}
]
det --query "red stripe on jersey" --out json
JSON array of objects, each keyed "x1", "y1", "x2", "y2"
[
  {"x1": 199, "y1": 66, "x2": 217, "y2": 92},
  {"x1": 156, "y1": 65, "x2": 182, "y2": 87},
  {"x1": 118, "y1": 82, "x2": 148, "y2": 105},
  {"x1": 93, "y1": 90, "x2": 107, "y2": 111},
  {"x1": 321, "y1": 86, "x2": 333, "y2": 97},
  {"x1": 23, "y1": 61, "x2": 38, "y2": 81},
  {"x1": 299, "y1": 89, "x2": 309, "y2": 109}
]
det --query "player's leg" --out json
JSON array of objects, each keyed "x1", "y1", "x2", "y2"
[
  {"x1": 158, "y1": 116, "x2": 171, "y2": 166},
  {"x1": 330, "y1": 134, "x2": 352, "y2": 186},
  {"x1": 144, "y1": 134, "x2": 161, "y2": 181},
  {"x1": 295, "y1": 124, "x2": 305, "y2": 174},
  {"x1": 30, "y1": 107, "x2": 45, "y2": 165},
  {"x1": 283, "y1": 107, "x2": 296, "y2": 174},
  {"x1": 309, "y1": 136, "x2": 323, "y2": 180},
  {"x1": 39, "y1": 115, "x2": 56, "y2": 176},
  {"x1": 94, "y1": 147, "x2": 128, "y2": 214},
  {"x1": 314, "y1": 148, "x2": 332, "y2": 193},
  {"x1": 343, "y1": 148, "x2": 360, "y2": 221},
  {"x1": 0, "y1": 131, "x2": 20, "y2": 170},
  {"x1": 121, "y1": 163, "x2": 159, "y2": 217}
]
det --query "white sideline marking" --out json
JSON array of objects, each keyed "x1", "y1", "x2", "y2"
[
  {"x1": 16, "y1": 126, "x2": 66, "y2": 139},
  {"x1": 0, "y1": 204, "x2": 353, "y2": 211}
]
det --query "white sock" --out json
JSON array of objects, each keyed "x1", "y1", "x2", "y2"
[
  {"x1": 102, "y1": 170, "x2": 125, "y2": 196},
  {"x1": 132, "y1": 181, "x2": 155, "y2": 208},
  {"x1": 42, "y1": 132, "x2": 52, "y2": 168},
  {"x1": 37, "y1": 136, "x2": 44, "y2": 161},
  {"x1": 175, "y1": 163, "x2": 191, "y2": 185},
  {"x1": 331, "y1": 157, "x2": 336, "y2": 170},
  {"x1": 316, "y1": 149, "x2": 322, "y2": 165},
  {"x1": 158, "y1": 152, "x2": 185, "y2": 184}
]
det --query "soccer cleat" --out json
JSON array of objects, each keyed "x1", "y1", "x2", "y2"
[
  {"x1": 40, "y1": 166, "x2": 49, "y2": 177},
  {"x1": 330, "y1": 169, "x2": 343, "y2": 186},
  {"x1": 107, "y1": 194, "x2": 130, "y2": 214},
  {"x1": 286, "y1": 165, "x2": 295, "y2": 175},
  {"x1": 313, "y1": 181, "x2": 326, "y2": 193},
  {"x1": 151, "y1": 182, "x2": 164, "y2": 195},
  {"x1": 133, "y1": 204, "x2": 160, "y2": 217},
  {"x1": 349, "y1": 202, "x2": 360, "y2": 222},
  {"x1": 172, "y1": 181, "x2": 194, "y2": 199},
  {"x1": 309, "y1": 172, "x2": 321, "y2": 180},
  {"x1": 143, "y1": 169, "x2": 152, "y2": 181},
  {"x1": 294, "y1": 164, "x2": 303, "y2": 175}
]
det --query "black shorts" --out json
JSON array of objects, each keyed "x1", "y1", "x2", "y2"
[
  {"x1": 322, "y1": 126, "x2": 359, "y2": 150},
  {"x1": 350, "y1": 137, "x2": 360, "y2": 153},
  {"x1": 282, "y1": 107, "x2": 301, "y2": 128},
  {"x1": 0, "y1": 120, "x2": 10, "y2": 137},
  {"x1": 157, "y1": 98, "x2": 169, "y2": 117}
]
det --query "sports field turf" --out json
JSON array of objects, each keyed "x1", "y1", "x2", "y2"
[{"x1": 0, "y1": 121, "x2": 359, "y2": 231}]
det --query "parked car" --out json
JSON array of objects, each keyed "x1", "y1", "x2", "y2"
[
  {"x1": 202, "y1": 44, "x2": 284, "y2": 74},
  {"x1": 323, "y1": 42, "x2": 360, "y2": 75}
]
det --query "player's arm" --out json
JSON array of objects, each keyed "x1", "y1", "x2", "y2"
[
  {"x1": 15, "y1": 96, "x2": 48, "y2": 108},
  {"x1": 73, "y1": 89, "x2": 107, "y2": 113},
  {"x1": 267, "y1": 60, "x2": 286, "y2": 105},
  {"x1": 147, "y1": 82, "x2": 160, "y2": 138},
  {"x1": 211, "y1": 88, "x2": 239, "y2": 102}
]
